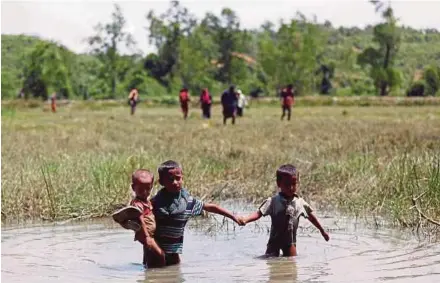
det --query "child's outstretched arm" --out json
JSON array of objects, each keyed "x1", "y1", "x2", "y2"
[
  {"x1": 239, "y1": 211, "x2": 263, "y2": 225},
  {"x1": 203, "y1": 203, "x2": 242, "y2": 225},
  {"x1": 307, "y1": 212, "x2": 330, "y2": 241}
]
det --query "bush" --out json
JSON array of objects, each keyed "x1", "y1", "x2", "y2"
[
  {"x1": 424, "y1": 66, "x2": 440, "y2": 96},
  {"x1": 407, "y1": 80, "x2": 426, "y2": 97},
  {"x1": 351, "y1": 77, "x2": 375, "y2": 96},
  {"x1": 335, "y1": 87, "x2": 353, "y2": 96}
]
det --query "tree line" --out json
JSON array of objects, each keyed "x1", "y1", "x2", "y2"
[{"x1": 1, "y1": 0, "x2": 440, "y2": 100}]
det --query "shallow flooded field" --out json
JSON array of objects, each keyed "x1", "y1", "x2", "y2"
[{"x1": 2, "y1": 206, "x2": 440, "y2": 283}]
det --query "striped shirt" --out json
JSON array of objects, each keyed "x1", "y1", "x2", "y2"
[{"x1": 151, "y1": 188, "x2": 204, "y2": 254}]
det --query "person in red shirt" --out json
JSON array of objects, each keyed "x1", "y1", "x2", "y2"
[
  {"x1": 179, "y1": 88, "x2": 191, "y2": 120},
  {"x1": 280, "y1": 84, "x2": 295, "y2": 121},
  {"x1": 199, "y1": 88, "x2": 212, "y2": 119}
]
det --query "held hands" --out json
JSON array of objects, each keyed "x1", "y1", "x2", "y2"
[{"x1": 232, "y1": 215, "x2": 246, "y2": 226}]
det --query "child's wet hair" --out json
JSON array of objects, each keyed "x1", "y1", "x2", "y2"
[
  {"x1": 276, "y1": 164, "x2": 298, "y2": 182},
  {"x1": 158, "y1": 160, "x2": 181, "y2": 185},
  {"x1": 131, "y1": 169, "x2": 154, "y2": 184}
]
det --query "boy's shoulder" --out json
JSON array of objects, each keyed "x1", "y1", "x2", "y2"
[
  {"x1": 152, "y1": 188, "x2": 192, "y2": 201},
  {"x1": 267, "y1": 193, "x2": 282, "y2": 202},
  {"x1": 181, "y1": 188, "x2": 191, "y2": 198},
  {"x1": 130, "y1": 198, "x2": 152, "y2": 210},
  {"x1": 265, "y1": 193, "x2": 309, "y2": 207}
]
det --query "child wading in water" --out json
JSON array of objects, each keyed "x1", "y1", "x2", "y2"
[
  {"x1": 239, "y1": 164, "x2": 329, "y2": 257},
  {"x1": 112, "y1": 169, "x2": 165, "y2": 267},
  {"x1": 152, "y1": 160, "x2": 242, "y2": 266}
]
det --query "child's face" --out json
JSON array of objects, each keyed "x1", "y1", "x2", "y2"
[
  {"x1": 277, "y1": 173, "x2": 299, "y2": 197},
  {"x1": 132, "y1": 180, "x2": 153, "y2": 200},
  {"x1": 162, "y1": 168, "x2": 183, "y2": 193}
]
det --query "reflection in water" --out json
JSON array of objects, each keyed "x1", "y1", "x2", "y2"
[
  {"x1": 266, "y1": 257, "x2": 298, "y2": 283},
  {"x1": 142, "y1": 265, "x2": 184, "y2": 283}
]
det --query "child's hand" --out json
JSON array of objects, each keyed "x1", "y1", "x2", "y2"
[
  {"x1": 236, "y1": 216, "x2": 246, "y2": 226},
  {"x1": 145, "y1": 237, "x2": 156, "y2": 248},
  {"x1": 231, "y1": 215, "x2": 245, "y2": 226},
  {"x1": 321, "y1": 230, "x2": 330, "y2": 241}
]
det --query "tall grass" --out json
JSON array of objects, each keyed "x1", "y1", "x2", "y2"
[{"x1": 1, "y1": 105, "x2": 439, "y2": 235}]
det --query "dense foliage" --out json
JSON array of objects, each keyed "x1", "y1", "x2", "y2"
[{"x1": 2, "y1": 1, "x2": 440, "y2": 100}]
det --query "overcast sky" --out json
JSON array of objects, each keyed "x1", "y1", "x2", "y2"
[{"x1": 2, "y1": 0, "x2": 440, "y2": 55}]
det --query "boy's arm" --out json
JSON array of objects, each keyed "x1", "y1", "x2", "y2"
[
  {"x1": 307, "y1": 212, "x2": 329, "y2": 241},
  {"x1": 240, "y1": 211, "x2": 263, "y2": 225},
  {"x1": 203, "y1": 203, "x2": 242, "y2": 225},
  {"x1": 138, "y1": 215, "x2": 165, "y2": 259},
  {"x1": 239, "y1": 198, "x2": 270, "y2": 225}
]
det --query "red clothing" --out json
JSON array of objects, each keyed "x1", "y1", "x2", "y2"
[
  {"x1": 179, "y1": 90, "x2": 190, "y2": 118},
  {"x1": 130, "y1": 198, "x2": 155, "y2": 243},
  {"x1": 281, "y1": 88, "x2": 294, "y2": 107},
  {"x1": 179, "y1": 91, "x2": 189, "y2": 103},
  {"x1": 51, "y1": 95, "x2": 57, "y2": 113},
  {"x1": 200, "y1": 90, "x2": 212, "y2": 105},
  {"x1": 180, "y1": 102, "x2": 189, "y2": 115},
  {"x1": 130, "y1": 198, "x2": 152, "y2": 216}
]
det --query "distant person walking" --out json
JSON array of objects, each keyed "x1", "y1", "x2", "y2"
[
  {"x1": 179, "y1": 87, "x2": 191, "y2": 120},
  {"x1": 236, "y1": 89, "x2": 248, "y2": 117},
  {"x1": 51, "y1": 92, "x2": 57, "y2": 113},
  {"x1": 221, "y1": 85, "x2": 239, "y2": 125},
  {"x1": 280, "y1": 84, "x2": 295, "y2": 121},
  {"x1": 200, "y1": 88, "x2": 212, "y2": 119},
  {"x1": 128, "y1": 88, "x2": 139, "y2": 115}
]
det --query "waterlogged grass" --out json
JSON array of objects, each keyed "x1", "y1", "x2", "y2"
[{"x1": 1, "y1": 105, "x2": 440, "y2": 235}]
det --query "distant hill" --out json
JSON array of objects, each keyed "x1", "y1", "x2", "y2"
[
  {"x1": 1, "y1": 34, "x2": 102, "y2": 99},
  {"x1": 319, "y1": 25, "x2": 440, "y2": 92},
  {"x1": 2, "y1": 24, "x2": 440, "y2": 99}
]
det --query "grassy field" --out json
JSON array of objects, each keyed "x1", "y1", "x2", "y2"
[{"x1": 2, "y1": 104, "x2": 440, "y2": 236}]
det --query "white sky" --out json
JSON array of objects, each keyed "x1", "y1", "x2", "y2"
[{"x1": 2, "y1": 0, "x2": 440, "y2": 55}]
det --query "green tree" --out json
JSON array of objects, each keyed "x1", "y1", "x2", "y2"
[
  {"x1": 22, "y1": 41, "x2": 72, "y2": 99},
  {"x1": 86, "y1": 4, "x2": 136, "y2": 98},
  {"x1": 145, "y1": 0, "x2": 196, "y2": 89},
  {"x1": 201, "y1": 8, "x2": 243, "y2": 84},
  {"x1": 423, "y1": 65, "x2": 440, "y2": 96},
  {"x1": 178, "y1": 25, "x2": 218, "y2": 92},
  {"x1": 357, "y1": 2, "x2": 401, "y2": 96},
  {"x1": 257, "y1": 15, "x2": 325, "y2": 95}
]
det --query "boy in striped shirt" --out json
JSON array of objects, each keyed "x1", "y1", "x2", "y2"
[{"x1": 151, "y1": 160, "x2": 243, "y2": 266}]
